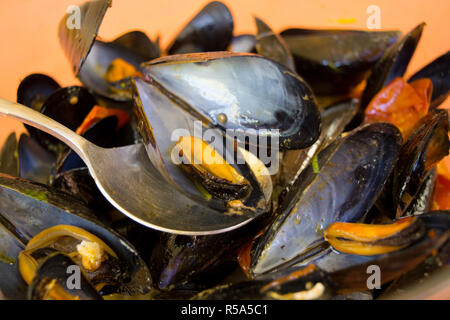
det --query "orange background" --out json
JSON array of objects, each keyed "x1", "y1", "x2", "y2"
[{"x1": 0, "y1": 0, "x2": 449, "y2": 144}]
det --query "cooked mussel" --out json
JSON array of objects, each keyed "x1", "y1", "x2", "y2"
[
  {"x1": 281, "y1": 28, "x2": 400, "y2": 95},
  {"x1": 19, "y1": 225, "x2": 128, "y2": 292},
  {"x1": 323, "y1": 212, "x2": 450, "y2": 293},
  {"x1": 324, "y1": 216, "x2": 425, "y2": 255},
  {"x1": 58, "y1": 0, "x2": 159, "y2": 101},
  {"x1": 247, "y1": 123, "x2": 402, "y2": 276},
  {"x1": 351, "y1": 23, "x2": 425, "y2": 128},
  {"x1": 25, "y1": 86, "x2": 97, "y2": 155},
  {"x1": 17, "y1": 73, "x2": 61, "y2": 112},
  {"x1": 409, "y1": 51, "x2": 450, "y2": 109},
  {"x1": 0, "y1": 175, "x2": 152, "y2": 299},
  {"x1": 174, "y1": 135, "x2": 251, "y2": 201},
  {"x1": 140, "y1": 52, "x2": 321, "y2": 150},
  {"x1": 378, "y1": 109, "x2": 449, "y2": 218},
  {"x1": 166, "y1": 1, "x2": 234, "y2": 55},
  {"x1": 133, "y1": 76, "x2": 273, "y2": 222}
]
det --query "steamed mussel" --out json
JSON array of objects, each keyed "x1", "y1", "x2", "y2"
[{"x1": 0, "y1": 0, "x2": 449, "y2": 301}]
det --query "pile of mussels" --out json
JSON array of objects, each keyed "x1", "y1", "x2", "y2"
[{"x1": 0, "y1": 0, "x2": 449, "y2": 300}]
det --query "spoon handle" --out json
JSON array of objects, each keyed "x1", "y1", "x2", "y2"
[{"x1": 0, "y1": 98, "x2": 93, "y2": 162}]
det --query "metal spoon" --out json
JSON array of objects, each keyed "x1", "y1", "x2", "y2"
[{"x1": 0, "y1": 98, "x2": 263, "y2": 235}]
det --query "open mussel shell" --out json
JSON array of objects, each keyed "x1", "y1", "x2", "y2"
[
  {"x1": 28, "y1": 253, "x2": 102, "y2": 300},
  {"x1": 112, "y1": 30, "x2": 161, "y2": 61},
  {"x1": 248, "y1": 123, "x2": 402, "y2": 276},
  {"x1": 379, "y1": 109, "x2": 449, "y2": 218},
  {"x1": 194, "y1": 264, "x2": 333, "y2": 300},
  {"x1": 133, "y1": 76, "x2": 272, "y2": 215},
  {"x1": 280, "y1": 28, "x2": 401, "y2": 95},
  {"x1": 26, "y1": 86, "x2": 96, "y2": 155},
  {"x1": 18, "y1": 134, "x2": 55, "y2": 184},
  {"x1": 229, "y1": 34, "x2": 256, "y2": 53},
  {"x1": 59, "y1": 0, "x2": 158, "y2": 101},
  {"x1": 409, "y1": 51, "x2": 450, "y2": 109},
  {"x1": 0, "y1": 175, "x2": 152, "y2": 299},
  {"x1": 141, "y1": 52, "x2": 321, "y2": 150},
  {"x1": 58, "y1": 0, "x2": 111, "y2": 75},
  {"x1": 78, "y1": 39, "x2": 150, "y2": 101},
  {"x1": 0, "y1": 132, "x2": 19, "y2": 177},
  {"x1": 323, "y1": 212, "x2": 450, "y2": 294},
  {"x1": 254, "y1": 17, "x2": 295, "y2": 71},
  {"x1": 17, "y1": 73, "x2": 61, "y2": 112},
  {"x1": 166, "y1": 1, "x2": 234, "y2": 55},
  {"x1": 351, "y1": 23, "x2": 425, "y2": 128}
]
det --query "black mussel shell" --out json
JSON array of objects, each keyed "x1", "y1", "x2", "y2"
[
  {"x1": 248, "y1": 123, "x2": 402, "y2": 276},
  {"x1": 229, "y1": 34, "x2": 256, "y2": 53},
  {"x1": 18, "y1": 134, "x2": 55, "y2": 184},
  {"x1": 379, "y1": 109, "x2": 449, "y2": 218},
  {"x1": 0, "y1": 132, "x2": 19, "y2": 177},
  {"x1": 409, "y1": 51, "x2": 450, "y2": 109},
  {"x1": 112, "y1": 30, "x2": 161, "y2": 61},
  {"x1": 327, "y1": 212, "x2": 450, "y2": 294},
  {"x1": 58, "y1": 0, "x2": 111, "y2": 75},
  {"x1": 281, "y1": 28, "x2": 401, "y2": 95},
  {"x1": 350, "y1": 23, "x2": 425, "y2": 128},
  {"x1": 166, "y1": 1, "x2": 234, "y2": 55},
  {"x1": 17, "y1": 73, "x2": 61, "y2": 112},
  {"x1": 78, "y1": 39, "x2": 150, "y2": 101},
  {"x1": 28, "y1": 253, "x2": 102, "y2": 300},
  {"x1": 26, "y1": 86, "x2": 96, "y2": 155},
  {"x1": 254, "y1": 17, "x2": 295, "y2": 71},
  {"x1": 0, "y1": 174, "x2": 152, "y2": 299}
]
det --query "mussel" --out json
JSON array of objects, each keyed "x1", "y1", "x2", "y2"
[
  {"x1": 409, "y1": 51, "x2": 450, "y2": 109},
  {"x1": 140, "y1": 52, "x2": 321, "y2": 150},
  {"x1": 281, "y1": 28, "x2": 401, "y2": 95},
  {"x1": 247, "y1": 123, "x2": 402, "y2": 276},
  {"x1": 166, "y1": 1, "x2": 234, "y2": 55},
  {"x1": 58, "y1": 0, "x2": 160, "y2": 101},
  {"x1": 377, "y1": 109, "x2": 449, "y2": 218},
  {"x1": 0, "y1": 174, "x2": 152, "y2": 299},
  {"x1": 349, "y1": 23, "x2": 425, "y2": 128}
]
